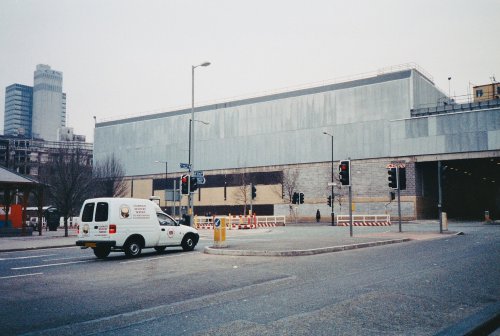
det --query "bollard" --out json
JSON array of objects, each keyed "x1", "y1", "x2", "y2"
[{"x1": 213, "y1": 217, "x2": 226, "y2": 248}]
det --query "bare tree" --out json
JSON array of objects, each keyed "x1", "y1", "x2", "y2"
[
  {"x1": 39, "y1": 143, "x2": 94, "y2": 237},
  {"x1": 277, "y1": 169, "x2": 300, "y2": 220},
  {"x1": 282, "y1": 169, "x2": 299, "y2": 204},
  {"x1": 233, "y1": 172, "x2": 250, "y2": 215},
  {"x1": 93, "y1": 154, "x2": 128, "y2": 197}
]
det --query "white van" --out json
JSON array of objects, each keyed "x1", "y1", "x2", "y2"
[{"x1": 76, "y1": 198, "x2": 199, "y2": 258}]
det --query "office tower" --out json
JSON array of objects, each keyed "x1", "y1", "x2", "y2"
[
  {"x1": 4, "y1": 84, "x2": 33, "y2": 137},
  {"x1": 32, "y1": 64, "x2": 66, "y2": 140}
]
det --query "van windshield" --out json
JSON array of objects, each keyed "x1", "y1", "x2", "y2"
[{"x1": 157, "y1": 212, "x2": 177, "y2": 226}]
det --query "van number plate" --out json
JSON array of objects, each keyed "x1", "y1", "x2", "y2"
[{"x1": 84, "y1": 242, "x2": 97, "y2": 248}]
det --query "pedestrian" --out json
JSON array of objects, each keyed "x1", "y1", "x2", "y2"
[{"x1": 316, "y1": 209, "x2": 321, "y2": 223}]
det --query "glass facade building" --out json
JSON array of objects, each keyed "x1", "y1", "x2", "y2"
[{"x1": 4, "y1": 84, "x2": 33, "y2": 137}]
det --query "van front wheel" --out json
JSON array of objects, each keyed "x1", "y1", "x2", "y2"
[
  {"x1": 181, "y1": 234, "x2": 197, "y2": 251},
  {"x1": 124, "y1": 239, "x2": 142, "y2": 258},
  {"x1": 93, "y1": 246, "x2": 111, "y2": 259}
]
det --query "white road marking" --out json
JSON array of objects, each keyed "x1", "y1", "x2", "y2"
[
  {"x1": 42, "y1": 256, "x2": 88, "y2": 262},
  {"x1": 0, "y1": 254, "x2": 56, "y2": 261},
  {"x1": 11, "y1": 260, "x2": 91, "y2": 270},
  {"x1": 0, "y1": 272, "x2": 43, "y2": 279},
  {"x1": 119, "y1": 252, "x2": 197, "y2": 264}
]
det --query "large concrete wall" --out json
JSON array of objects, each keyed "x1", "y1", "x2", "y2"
[{"x1": 95, "y1": 69, "x2": 444, "y2": 176}]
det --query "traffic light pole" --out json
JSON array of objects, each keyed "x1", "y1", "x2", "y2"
[
  {"x1": 249, "y1": 184, "x2": 253, "y2": 215},
  {"x1": 397, "y1": 167, "x2": 402, "y2": 233},
  {"x1": 348, "y1": 186, "x2": 353, "y2": 237},
  {"x1": 438, "y1": 160, "x2": 443, "y2": 233}
]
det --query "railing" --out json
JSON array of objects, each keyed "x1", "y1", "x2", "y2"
[
  {"x1": 336, "y1": 214, "x2": 391, "y2": 226},
  {"x1": 411, "y1": 98, "x2": 500, "y2": 117},
  {"x1": 194, "y1": 215, "x2": 286, "y2": 229}
]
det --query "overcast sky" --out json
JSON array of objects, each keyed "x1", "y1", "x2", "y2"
[{"x1": 1, "y1": 0, "x2": 499, "y2": 142}]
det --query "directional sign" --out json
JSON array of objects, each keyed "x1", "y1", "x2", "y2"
[
  {"x1": 193, "y1": 170, "x2": 204, "y2": 177},
  {"x1": 180, "y1": 163, "x2": 191, "y2": 170},
  {"x1": 196, "y1": 176, "x2": 206, "y2": 185},
  {"x1": 214, "y1": 218, "x2": 221, "y2": 228}
]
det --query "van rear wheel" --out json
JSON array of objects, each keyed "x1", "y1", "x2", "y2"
[
  {"x1": 124, "y1": 239, "x2": 142, "y2": 258},
  {"x1": 93, "y1": 246, "x2": 111, "y2": 259}
]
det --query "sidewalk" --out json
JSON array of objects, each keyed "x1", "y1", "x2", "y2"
[
  {"x1": 0, "y1": 229, "x2": 78, "y2": 252},
  {"x1": 0, "y1": 223, "x2": 464, "y2": 255},
  {"x1": 203, "y1": 224, "x2": 462, "y2": 256}
]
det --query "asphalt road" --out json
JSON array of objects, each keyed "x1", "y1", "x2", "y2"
[{"x1": 0, "y1": 223, "x2": 498, "y2": 335}]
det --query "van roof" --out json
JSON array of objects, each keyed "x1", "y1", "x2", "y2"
[
  {"x1": 84, "y1": 198, "x2": 164, "y2": 213},
  {"x1": 84, "y1": 197, "x2": 157, "y2": 205}
]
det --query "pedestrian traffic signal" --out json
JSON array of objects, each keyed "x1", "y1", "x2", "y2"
[
  {"x1": 299, "y1": 192, "x2": 304, "y2": 204},
  {"x1": 398, "y1": 167, "x2": 406, "y2": 190},
  {"x1": 181, "y1": 174, "x2": 189, "y2": 194},
  {"x1": 388, "y1": 167, "x2": 398, "y2": 189},
  {"x1": 327, "y1": 195, "x2": 332, "y2": 207},
  {"x1": 339, "y1": 160, "x2": 351, "y2": 186},
  {"x1": 190, "y1": 176, "x2": 198, "y2": 192},
  {"x1": 251, "y1": 184, "x2": 257, "y2": 199},
  {"x1": 292, "y1": 192, "x2": 299, "y2": 204}
]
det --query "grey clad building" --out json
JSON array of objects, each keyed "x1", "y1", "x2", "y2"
[{"x1": 94, "y1": 64, "x2": 500, "y2": 220}]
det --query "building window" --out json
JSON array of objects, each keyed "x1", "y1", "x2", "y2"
[
  {"x1": 497, "y1": 86, "x2": 500, "y2": 95},
  {"x1": 476, "y1": 89, "x2": 483, "y2": 97}
]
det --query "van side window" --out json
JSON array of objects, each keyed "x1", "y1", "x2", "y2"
[
  {"x1": 95, "y1": 202, "x2": 109, "y2": 222},
  {"x1": 81, "y1": 203, "x2": 95, "y2": 222},
  {"x1": 157, "y1": 213, "x2": 176, "y2": 226}
]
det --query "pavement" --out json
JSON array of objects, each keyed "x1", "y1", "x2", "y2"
[{"x1": 0, "y1": 220, "x2": 469, "y2": 255}]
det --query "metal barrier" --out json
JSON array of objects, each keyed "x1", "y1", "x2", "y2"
[
  {"x1": 194, "y1": 215, "x2": 286, "y2": 229},
  {"x1": 336, "y1": 214, "x2": 391, "y2": 226}
]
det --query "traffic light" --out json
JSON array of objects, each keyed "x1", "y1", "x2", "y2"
[
  {"x1": 181, "y1": 174, "x2": 189, "y2": 194},
  {"x1": 251, "y1": 184, "x2": 257, "y2": 199},
  {"x1": 292, "y1": 192, "x2": 299, "y2": 204},
  {"x1": 327, "y1": 195, "x2": 332, "y2": 207},
  {"x1": 339, "y1": 160, "x2": 351, "y2": 186},
  {"x1": 190, "y1": 176, "x2": 198, "y2": 192},
  {"x1": 299, "y1": 192, "x2": 304, "y2": 204},
  {"x1": 398, "y1": 167, "x2": 406, "y2": 190},
  {"x1": 388, "y1": 167, "x2": 398, "y2": 189}
]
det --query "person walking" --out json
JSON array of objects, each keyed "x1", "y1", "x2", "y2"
[{"x1": 316, "y1": 209, "x2": 321, "y2": 223}]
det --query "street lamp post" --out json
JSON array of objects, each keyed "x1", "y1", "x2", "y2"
[
  {"x1": 188, "y1": 61, "x2": 210, "y2": 226},
  {"x1": 155, "y1": 160, "x2": 168, "y2": 209},
  {"x1": 323, "y1": 131, "x2": 335, "y2": 226}
]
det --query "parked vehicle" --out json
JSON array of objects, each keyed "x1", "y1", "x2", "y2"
[{"x1": 76, "y1": 198, "x2": 199, "y2": 259}]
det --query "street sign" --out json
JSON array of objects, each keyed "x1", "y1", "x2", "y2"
[
  {"x1": 193, "y1": 170, "x2": 204, "y2": 177},
  {"x1": 196, "y1": 176, "x2": 206, "y2": 185},
  {"x1": 214, "y1": 218, "x2": 221, "y2": 228},
  {"x1": 327, "y1": 182, "x2": 337, "y2": 186},
  {"x1": 165, "y1": 190, "x2": 181, "y2": 202},
  {"x1": 180, "y1": 163, "x2": 191, "y2": 170}
]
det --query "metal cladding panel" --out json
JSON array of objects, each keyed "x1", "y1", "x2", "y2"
[
  {"x1": 390, "y1": 108, "x2": 500, "y2": 157},
  {"x1": 94, "y1": 69, "x2": 448, "y2": 176}
]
